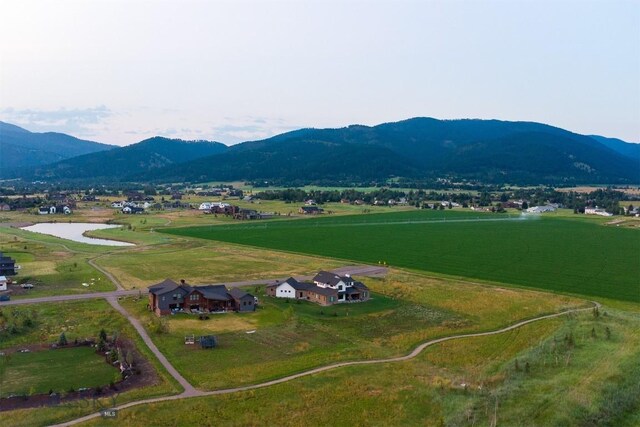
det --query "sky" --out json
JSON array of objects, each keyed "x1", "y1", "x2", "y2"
[{"x1": 1, "y1": 0, "x2": 638, "y2": 146}]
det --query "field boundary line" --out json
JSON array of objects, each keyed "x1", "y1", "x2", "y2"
[{"x1": 50, "y1": 301, "x2": 599, "y2": 427}]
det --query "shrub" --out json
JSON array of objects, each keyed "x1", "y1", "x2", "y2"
[{"x1": 58, "y1": 332, "x2": 68, "y2": 346}]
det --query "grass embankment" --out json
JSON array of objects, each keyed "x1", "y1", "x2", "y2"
[
  {"x1": 0, "y1": 299, "x2": 181, "y2": 427},
  {"x1": 120, "y1": 271, "x2": 582, "y2": 390},
  {"x1": 84, "y1": 305, "x2": 640, "y2": 427},
  {"x1": 164, "y1": 210, "x2": 640, "y2": 302}
]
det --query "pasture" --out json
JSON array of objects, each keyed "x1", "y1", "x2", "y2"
[{"x1": 163, "y1": 210, "x2": 640, "y2": 302}]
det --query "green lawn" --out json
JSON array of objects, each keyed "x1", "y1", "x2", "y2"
[
  {"x1": 0, "y1": 347, "x2": 119, "y2": 398},
  {"x1": 163, "y1": 210, "x2": 640, "y2": 302}
]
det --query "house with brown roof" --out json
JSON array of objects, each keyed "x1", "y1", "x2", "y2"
[{"x1": 148, "y1": 279, "x2": 256, "y2": 316}]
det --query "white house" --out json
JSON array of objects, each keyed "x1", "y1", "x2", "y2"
[
  {"x1": 0, "y1": 276, "x2": 7, "y2": 291},
  {"x1": 199, "y1": 202, "x2": 212, "y2": 210},
  {"x1": 273, "y1": 278, "x2": 302, "y2": 299},
  {"x1": 585, "y1": 207, "x2": 613, "y2": 217},
  {"x1": 38, "y1": 205, "x2": 71, "y2": 215},
  {"x1": 266, "y1": 273, "x2": 370, "y2": 306},
  {"x1": 313, "y1": 271, "x2": 361, "y2": 302},
  {"x1": 111, "y1": 201, "x2": 124, "y2": 208},
  {"x1": 526, "y1": 205, "x2": 557, "y2": 214}
]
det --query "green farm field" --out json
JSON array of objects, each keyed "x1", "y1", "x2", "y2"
[{"x1": 164, "y1": 210, "x2": 640, "y2": 302}]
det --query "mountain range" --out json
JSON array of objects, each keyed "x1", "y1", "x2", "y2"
[
  {"x1": 0, "y1": 121, "x2": 114, "y2": 175},
  {"x1": 1, "y1": 118, "x2": 638, "y2": 185}
]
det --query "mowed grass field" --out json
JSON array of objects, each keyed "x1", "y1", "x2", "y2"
[
  {"x1": 0, "y1": 347, "x2": 119, "y2": 398},
  {"x1": 163, "y1": 210, "x2": 640, "y2": 302}
]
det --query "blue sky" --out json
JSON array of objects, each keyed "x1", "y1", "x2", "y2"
[{"x1": 1, "y1": 0, "x2": 638, "y2": 146}]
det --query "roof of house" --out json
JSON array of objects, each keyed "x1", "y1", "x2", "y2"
[
  {"x1": 197, "y1": 284, "x2": 232, "y2": 301},
  {"x1": 229, "y1": 287, "x2": 254, "y2": 300},
  {"x1": 0, "y1": 276, "x2": 7, "y2": 282},
  {"x1": 0, "y1": 253, "x2": 15, "y2": 262},
  {"x1": 308, "y1": 286, "x2": 338, "y2": 297},
  {"x1": 282, "y1": 277, "x2": 314, "y2": 291},
  {"x1": 352, "y1": 281, "x2": 369, "y2": 291},
  {"x1": 148, "y1": 279, "x2": 192, "y2": 295},
  {"x1": 313, "y1": 271, "x2": 348, "y2": 287}
]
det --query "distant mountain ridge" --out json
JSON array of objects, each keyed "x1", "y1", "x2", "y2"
[
  {"x1": 0, "y1": 121, "x2": 114, "y2": 175},
  {"x1": 26, "y1": 136, "x2": 229, "y2": 180},
  {"x1": 6, "y1": 118, "x2": 640, "y2": 185},
  {"x1": 589, "y1": 135, "x2": 640, "y2": 161},
  {"x1": 153, "y1": 117, "x2": 639, "y2": 185}
]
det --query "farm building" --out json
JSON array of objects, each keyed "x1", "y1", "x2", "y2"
[
  {"x1": 266, "y1": 272, "x2": 369, "y2": 306},
  {"x1": 148, "y1": 279, "x2": 256, "y2": 316},
  {"x1": 0, "y1": 275, "x2": 7, "y2": 291}
]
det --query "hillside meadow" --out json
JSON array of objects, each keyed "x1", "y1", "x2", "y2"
[
  {"x1": 119, "y1": 271, "x2": 583, "y2": 390},
  {"x1": 84, "y1": 306, "x2": 640, "y2": 427},
  {"x1": 163, "y1": 210, "x2": 640, "y2": 302}
]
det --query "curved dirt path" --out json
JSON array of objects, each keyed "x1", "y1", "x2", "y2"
[
  {"x1": 88, "y1": 255, "x2": 124, "y2": 290},
  {"x1": 106, "y1": 297, "x2": 197, "y2": 395},
  {"x1": 51, "y1": 301, "x2": 599, "y2": 427}
]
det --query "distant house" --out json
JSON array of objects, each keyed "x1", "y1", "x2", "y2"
[
  {"x1": 266, "y1": 272, "x2": 369, "y2": 306},
  {"x1": 148, "y1": 279, "x2": 256, "y2": 316},
  {"x1": 585, "y1": 207, "x2": 613, "y2": 217},
  {"x1": 111, "y1": 201, "x2": 124, "y2": 208},
  {"x1": 299, "y1": 206, "x2": 324, "y2": 215},
  {"x1": 0, "y1": 252, "x2": 17, "y2": 276},
  {"x1": 38, "y1": 205, "x2": 71, "y2": 215},
  {"x1": 122, "y1": 206, "x2": 144, "y2": 214},
  {"x1": 234, "y1": 209, "x2": 260, "y2": 220},
  {"x1": 0, "y1": 276, "x2": 7, "y2": 291},
  {"x1": 526, "y1": 205, "x2": 556, "y2": 214}
]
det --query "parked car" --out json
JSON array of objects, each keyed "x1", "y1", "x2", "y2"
[{"x1": 20, "y1": 283, "x2": 34, "y2": 289}]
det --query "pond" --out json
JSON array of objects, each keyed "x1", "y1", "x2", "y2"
[{"x1": 21, "y1": 223, "x2": 134, "y2": 246}]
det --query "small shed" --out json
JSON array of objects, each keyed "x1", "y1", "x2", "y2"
[{"x1": 199, "y1": 335, "x2": 218, "y2": 349}]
